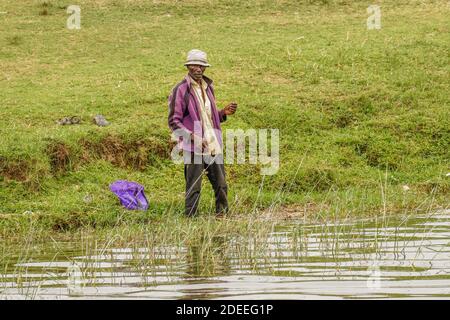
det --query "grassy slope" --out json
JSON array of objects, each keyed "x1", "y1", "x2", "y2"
[{"x1": 0, "y1": 0, "x2": 449, "y2": 232}]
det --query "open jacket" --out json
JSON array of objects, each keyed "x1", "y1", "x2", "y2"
[{"x1": 168, "y1": 75, "x2": 227, "y2": 152}]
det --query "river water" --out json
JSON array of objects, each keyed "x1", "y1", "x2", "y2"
[{"x1": 1, "y1": 211, "x2": 449, "y2": 299}]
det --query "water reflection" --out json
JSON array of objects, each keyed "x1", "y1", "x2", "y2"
[
  {"x1": 185, "y1": 236, "x2": 231, "y2": 278},
  {"x1": 1, "y1": 211, "x2": 449, "y2": 299}
]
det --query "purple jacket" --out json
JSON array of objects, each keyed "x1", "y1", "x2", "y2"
[{"x1": 168, "y1": 75, "x2": 227, "y2": 152}]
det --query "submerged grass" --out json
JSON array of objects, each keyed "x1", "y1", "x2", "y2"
[{"x1": 0, "y1": 0, "x2": 449, "y2": 234}]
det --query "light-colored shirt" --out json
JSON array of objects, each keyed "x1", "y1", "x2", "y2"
[{"x1": 190, "y1": 77, "x2": 222, "y2": 155}]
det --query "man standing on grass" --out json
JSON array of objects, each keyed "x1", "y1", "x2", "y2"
[{"x1": 168, "y1": 49, "x2": 237, "y2": 217}]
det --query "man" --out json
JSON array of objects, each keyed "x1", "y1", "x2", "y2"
[{"x1": 168, "y1": 49, "x2": 237, "y2": 217}]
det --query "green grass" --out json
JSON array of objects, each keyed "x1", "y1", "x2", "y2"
[{"x1": 0, "y1": 0, "x2": 449, "y2": 233}]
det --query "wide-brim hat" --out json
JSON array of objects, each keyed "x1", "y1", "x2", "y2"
[{"x1": 184, "y1": 49, "x2": 211, "y2": 67}]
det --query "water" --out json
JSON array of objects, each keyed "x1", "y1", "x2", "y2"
[{"x1": 1, "y1": 211, "x2": 449, "y2": 299}]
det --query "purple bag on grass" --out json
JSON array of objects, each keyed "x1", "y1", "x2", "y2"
[{"x1": 109, "y1": 180, "x2": 149, "y2": 210}]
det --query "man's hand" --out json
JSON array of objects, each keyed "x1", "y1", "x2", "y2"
[
  {"x1": 223, "y1": 102, "x2": 237, "y2": 116},
  {"x1": 190, "y1": 133, "x2": 208, "y2": 150}
]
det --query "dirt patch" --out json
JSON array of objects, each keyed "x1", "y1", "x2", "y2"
[
  {"x1": 80, "y1": 134, "x2": 171, "y2": 170},
  {"x1": 0, "y1": 156, "x2": 31, "y2": 182},
  {"x1": 46, "y1": 142, "x2": 72, "y2": 173},
  {"x1": 2, "y1": 133, "x2": 173, "y2": 183}
]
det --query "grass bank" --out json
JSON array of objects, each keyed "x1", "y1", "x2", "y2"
[{"x1": 0, "y1": 0, "x2": 449, "y2": 234}]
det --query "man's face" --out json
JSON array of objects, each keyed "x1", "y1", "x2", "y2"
[{"x1": 187, "y1": 64, "x2": 206, "y2": 81}]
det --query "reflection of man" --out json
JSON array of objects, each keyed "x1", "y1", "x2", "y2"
[{"x1": 168, "y1": 49, "x2": 237, "y2": 217}]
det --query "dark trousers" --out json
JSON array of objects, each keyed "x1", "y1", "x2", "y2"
[{"x1": 184, "y1": 153, "x2": 228, "y2": 217}]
